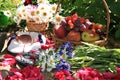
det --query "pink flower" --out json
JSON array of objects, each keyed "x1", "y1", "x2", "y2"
[
  {"x1": 102, "y1": 72, "x2": 114, "y2": 80},
  {"x1": 116, "y1": 67, "x2": 120, "y2": 74},
  {"x1": 76, "y1": 67, "x2": 103, "y2": 80}
]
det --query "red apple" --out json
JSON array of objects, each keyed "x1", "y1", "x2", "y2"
[{"x1": 53, "y1": 25, "x2": 67, "y2": 38}]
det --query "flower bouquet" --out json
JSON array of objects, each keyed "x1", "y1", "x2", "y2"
[{"x1": 14, "y1": 0, "x2": 64, "y2": 32}]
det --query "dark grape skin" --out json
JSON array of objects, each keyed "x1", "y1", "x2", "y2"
[
  {"x1": 74, "y1": 18, "x2": 82, "y2": 27},
  {"x1": 60, "y1": 21, "x2": 67, "y2": 27},
  {"x1": 85, "y1": 21, "x2": 93, "y2": 29},
  {"x1": 74, "y1": 26, "x2": 80, "y2": 32},
  {"x1": 96, "y1": 29, "x2": 106, "y2": 39},
  {"x1": 60, "y1": 21, "x2": 71, "y2": 32},
  {"x1": 79, "y1": 24, "x2": 87, "y2": 32},
  {"x1": 64, "y1": 24, "x2": 71, "y2": 32}
]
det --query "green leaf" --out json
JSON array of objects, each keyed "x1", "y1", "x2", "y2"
[
  {"x1": 115, "y1": 29, "x2": 120, "y2": 40},
  {"x1": 0, "y1": 13, "x2": 9, "y2": 25}
]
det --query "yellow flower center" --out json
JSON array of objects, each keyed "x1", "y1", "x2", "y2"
[
  {"x1": 49, "y1": 16, "x2": 52, "y2": 20},
  {"x1": 22, "y1": 9, "x2": 25, "y2": 13},
  {"x1": 62, "y1": 53, "x2": 65, "y2": 58},
  {"x1": 38, "y1": 0, "x2": 42, "y2": 3},
  {"x1": 18, "y1": 14, "x2": 22, "y2": 18},
  {"x1": 41, "y1": 7, "x2": 44, "y2": 10},
  {"x1": 52, "y1": 6, "x2": 56, "y2": 11},
  {"x1": 43, "y1": 12, "x2": 47, "y2": 16},
  {"x1": 36, "y1": 10, "x2": 40, "y2": 15},
  {"x1": 7, "y1": 12, "x2": 10, "y2": 15},
  {"x1": 50, "y1": 59, "x2": 53, "y2": 65},
  {"x1": 56, "y1": 16, "x2": 61, "y2": 22},
  {"x1": 31, "y1": 11, "x2": 35, "y2": 16},
  {"x1": 36, "y1": 17, "x2": 40, "y2": 21}
]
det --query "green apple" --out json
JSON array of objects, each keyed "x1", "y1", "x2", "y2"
[{"x1": 82, "y1": 31, "x2": 100, "y2": 42}]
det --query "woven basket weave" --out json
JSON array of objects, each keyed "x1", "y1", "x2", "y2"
[
  {"x1": 27, "y1": 21, "x2": 49, "y2": 32},
  {"x1": 53, "y1": 0, "x2": 110, "y2": 48}
]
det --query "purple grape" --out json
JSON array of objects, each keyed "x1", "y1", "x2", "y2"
[
  {"x1": 74, "y1": 26, "x2": 80, "y2": 32},
  {"x1": 74, "y1": 18, "x2": 82, "y2": 27}
]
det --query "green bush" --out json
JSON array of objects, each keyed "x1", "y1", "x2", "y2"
[{"x1": 0, "y1": 0, "x2": 18, "y2": 32}]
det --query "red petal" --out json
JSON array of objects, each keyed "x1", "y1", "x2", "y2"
[
  {"x1": 4, "y1": 54, "x2": 15, "y2": 58},
  {"x1": 0, "y1": 72, "x2": 3, "y2": 80}
]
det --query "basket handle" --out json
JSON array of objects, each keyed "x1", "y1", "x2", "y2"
[
  {"x1": 55, "y1": 0, "x2": 62, "y2": 14},
  {"x1": 102, "y1": 0, "x2": 110, "y2": 40}
]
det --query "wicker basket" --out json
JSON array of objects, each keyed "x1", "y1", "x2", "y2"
[
  {"x1": 27, "y1": 21, "x2": 49, "y2": 32},
  {"x1": 53, "y1": 0, "x2": 110, "y2": 48}
]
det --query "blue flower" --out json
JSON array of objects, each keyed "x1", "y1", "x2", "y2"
[
  {"x1": 56, "y1": 59, "x2": 71, "y2": 71},
  {"x1": 57, "y1": 42, "x2": 74, "y2": 59}
]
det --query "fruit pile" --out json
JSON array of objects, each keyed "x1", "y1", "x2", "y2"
[{"x1": 53, "y1": 13, "x2": 105, "y2": 42}]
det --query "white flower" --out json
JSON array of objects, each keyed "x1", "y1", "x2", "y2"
[
  {"x1": 37, "y1": 0, "x2": 49, "y2": 4},
  {"x1": 3, "y1": 10, "x2": 12, "y2": 17},
  {"x1": 33, "y1": 16, "x2": 42, "y2": 23},
  {"x1": 50, "y1": 3, "x2": 58, "y2": 14},
  {"x1": 41, "y1": 62, "x2": 46, "y2": 72},
  {"x1": 13, "y1": 16, "x2": 21, "y2": 25},
  {"x1": 36, "y1": 8, "x2": 41, "y2": 16},
  {"x1": 14, "y1": 0, "x2": 64, "y2": 26},
  {"x1": 52, "y1": 14, "x2": 64, "y2": 25},
  {"x1": 28, "y1": 10, "x2": 36, "y2": 19},
  {"x1": 40, "y1": 10, "x2": 50, "y2": 22},
  {"x1": 16, "y1": 6, "x2": 27, "y2": 20},
  {"x1": 46, "y1": 56, "x2": 56, "y2": 72},
  {"x1": 16, "y1": 6, "x2": 26, "y2": 14}
]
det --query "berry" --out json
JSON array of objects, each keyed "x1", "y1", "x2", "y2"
[
  {"x1": 72, "y1": 13, "x2": 79, "y2": 22},
  {"x1": 68, "y1": 20, "x2": 74, "y2": 29}
]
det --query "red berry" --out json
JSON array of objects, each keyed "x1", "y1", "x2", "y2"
[
  {"x1": 65, "y1": 16, "x2": 71, "y2": 21},
  {"x1": 72, "y1": 13, "x2": 79, "y2": 22},
  {"x1": 68, "y1": 20, "x2": 74, "y2": 29}
]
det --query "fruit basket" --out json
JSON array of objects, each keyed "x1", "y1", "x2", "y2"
[{"x1": 53, "y1": 0, "x2": 110, "y2": 48}]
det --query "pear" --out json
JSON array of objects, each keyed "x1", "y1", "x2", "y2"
[{"x1": 82, "y1": 31, "x2": 100, "y2": 42}]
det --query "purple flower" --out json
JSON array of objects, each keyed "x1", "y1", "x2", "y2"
[
  {"x1": 58, "y1": 42, "x2": 73, "y2": 58},
  {"x1": 56, "y1": 59, "x2": 71, "y2": 71}
]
